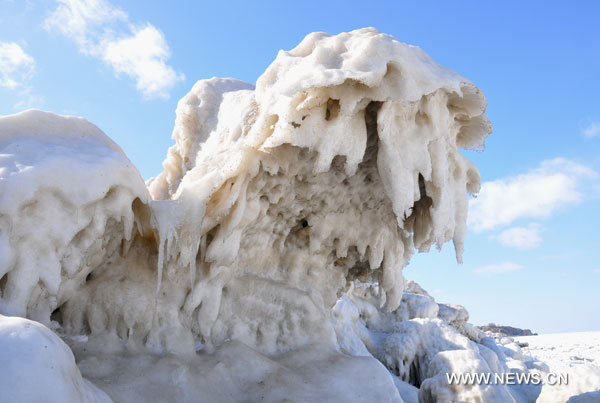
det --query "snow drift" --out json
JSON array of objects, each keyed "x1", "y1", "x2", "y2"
[{"x1": 1, "y1": 28, "x2": 597, "y2": 402}]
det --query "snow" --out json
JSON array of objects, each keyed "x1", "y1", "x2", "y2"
[
  {"x1": 514, "y1": 332, "x2": 600, "y2": 402},
  {"x1": 0, "y1": 27, "x2": 597, "y2": 402},
  {"x1": 332, "y1": 282, "x2": 523, "y2": 402},
  {"x1": 0, "y1": 315, "x2": 111, "y2": 403},
  {"x1": 0, "y1": 110, "x2": 149, "y2": 322},
  {"x1": 70, "y1": 340, "x2": 402, "y2": 402},
  {"x1": 515, "y1": 332, "x2": 600, "y2": 373}
]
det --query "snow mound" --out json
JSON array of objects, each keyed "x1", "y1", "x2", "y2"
[
  {"x1": 333, "y1": 283, "x2": 520, "y2": 402},
  {"x1": 1, "y1": 28, "x2": 593, "y2": 402},
  {"x1": 0, "y1": 314, "x2": 110, "y2": 402}
]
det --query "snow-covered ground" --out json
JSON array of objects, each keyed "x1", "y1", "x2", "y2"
[
  {"x1": 513, "y1": 332, "x2": 600, "y2": 402},
  {"x1": 515, "y1": 332, "x2": 600, "y2": 374}
]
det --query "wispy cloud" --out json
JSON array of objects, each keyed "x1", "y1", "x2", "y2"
[
  {"x1": 583, "y1": 122, "x2": 600, "y2": 139},
  {"x1": 12, "y1": 86, "x2": 45, "y2": 110},
  {"x1": 0, "y1": 41, "x2": 35, "y2": 89},
  {"x1": 43, "y1": 0, "x2": 127, "y2": 51},
  {"x1": 475, "y1": 262, "x2": 522, "y2": 275},
  {"x1": 102, "y1": 24, "x2": 184, "y2": 98},
  {"x1": 44, "y1": 0, "x2": 184, "y2": 99},
  {"x1": 0, "y1": 41, "x2": 42, "y2": 109},
  {"x1": 496, "y1": 224, "x2": 542, "y2": 250},
  {"x1": 469, "y1": 158, "x2": 597, "y2": 231}
]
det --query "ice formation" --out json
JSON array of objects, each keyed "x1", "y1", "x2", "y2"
[
  {"x1": 0, "y1": 110, "x2": 149, "y2": 322},
  {"x1": 0, "y1": 28, "x2": 597, "y2": 402}
]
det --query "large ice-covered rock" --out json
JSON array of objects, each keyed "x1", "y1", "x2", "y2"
[
  {"x1": 9, "y1": 28, "x2": 489, "y2": 359},
  {"x1": 0, "y1": 110, "x2": 150, "y2": 323},
  {"x1": 143, "y1": 27, "x2": 488, "y2": 354}
]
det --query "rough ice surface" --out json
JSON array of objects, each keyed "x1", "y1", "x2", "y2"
[
  {"x1": 0, "y1": 110, "x2": 149, "y2": 323},
  {"x1": 0, "y1": 28, "x2": 596, "y2": 402},
  {"x1": 514, "y1": 332, "x2": 600, "y2": 403}
]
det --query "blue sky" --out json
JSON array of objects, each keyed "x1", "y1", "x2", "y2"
[{"x1": 1, "y1": 0, "x2": 599, "y2": 333}]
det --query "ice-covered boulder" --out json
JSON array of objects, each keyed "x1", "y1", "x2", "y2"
[
  {"x1": 419, "y1": 349, "x2": 517, "y2": 403},
  {"x1": 0, "y1": 110, "x2": 150, "y2": 323},
  {"x1": 143, "y1": 27, "x2": 489, "y2": 353},
  {"x1": 332, "y1": 281, "x2": 522, "y2": 401}
]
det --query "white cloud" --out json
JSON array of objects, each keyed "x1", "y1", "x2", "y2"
[
  {"x1": 0, "y1": 41, "x2": 35, "y2": 89},
  {"x1": 583, "y1": 122, "x2": 600, "y2": 139},
  {"x1": 44, "y1": 0, "x2": 183, "y2": 98},
  {"x1": 102, "y1": 25, "x2": 184, "y2": 99},
  {"x1": 469, "y1": 158, "x2": 597, "y2": 231},
  {"x1": 44, "y1": 0, "x2": 126, "y2": 51},
  {"x1": 475, "y1": 262, "x2": 522, "y2": 275},
  {"x1": 496, "y1": 224, "x2": 542, "y2": 250}
]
